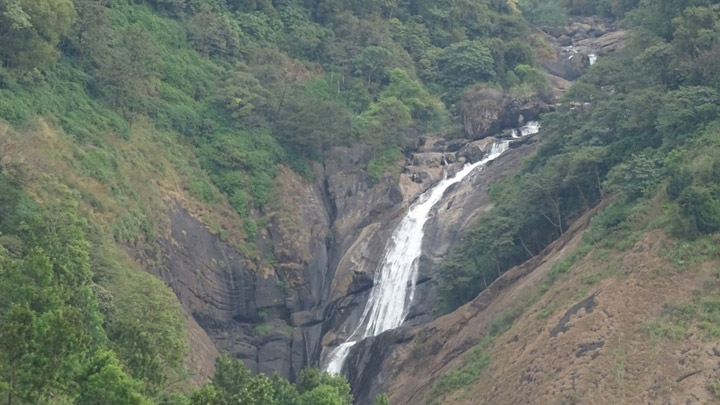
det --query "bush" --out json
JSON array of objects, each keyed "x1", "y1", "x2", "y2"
[
  {"x1": 366, "y1": 148, "x2": 403, "y2": 183},
  {"x1": 518, "y1": 0, "x2": 568, "y2": 27},
  {"x1": 666, "y1": 170, "x2": 693, "y2": 201},
  {"x1": 678, "y1": 186, "x2": 720, "y2": 236},
  {"x1": 252, "y1": 324, "x2": 273, "y2": 335}
]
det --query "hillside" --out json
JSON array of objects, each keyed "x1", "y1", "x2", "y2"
[
  {"x1": 346, "y1": 1, "x2": 720, "y2": 403},
  {"x1": 2, "y1": 0, "x2": 720, "y2": 404}
]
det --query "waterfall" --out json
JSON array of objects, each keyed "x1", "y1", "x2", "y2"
[{"x1": 324, "y1": 122, "x2": 540, "y2": 375}]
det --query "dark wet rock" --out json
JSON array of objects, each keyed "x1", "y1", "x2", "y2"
[
  {"x1": 551, "y1": 295, "x2": 597, "y2": 337},
  {"x1": 575, "y1": 341, "x2": 605, "y2": 358},
  {"x1": 457, "y1": 86, "x2": 517, "y2": 140}
]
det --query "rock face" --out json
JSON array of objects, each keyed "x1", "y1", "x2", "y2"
[
  {"x1": 540, "y1": 17, "x2": 628, "y2": 82},
  {"x1": 457, "y1": 87, "x2": 516, "y2": 140},
  {"x1": 148, "y1": 203, "x2": 300, "y2": 377},
  {"x1": 143, "y1": 124, "x2": 541, "y2": 385},
  {"x1": 456, "y1": 86, "x2": 550, "y2": 140}
]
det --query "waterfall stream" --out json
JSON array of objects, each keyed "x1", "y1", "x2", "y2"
[{"x1": 324, "y1": 122, "x2": 540, "y2": 375}]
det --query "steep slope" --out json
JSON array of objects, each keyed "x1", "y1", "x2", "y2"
[
  {"x1": 379, "y1": 202, "x2": 720, "y2": 405},
  {"x1": 339, "y1": 1, "x2": 720, "y2": 403},
  {"x1": 346, "y1": 198, "x2": 604, "y2": 404}
]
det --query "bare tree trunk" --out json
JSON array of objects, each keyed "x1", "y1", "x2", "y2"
[
  {"x1": 518, "y1": 235, "x2": 535, "y2": 258},
  {"x1": 575, "y1": 181, "x2": 589, "y2": 211},
  {"x1": 545, "y1": 192, "x2": 564, "y2": 235},
  {"x1": 9, "y1": 362, "x2": 14, "y2": 405}
]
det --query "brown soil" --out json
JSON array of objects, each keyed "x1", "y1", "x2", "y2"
[{"x1": 385, "y1": 204, "x2": 720, "y2": 405}]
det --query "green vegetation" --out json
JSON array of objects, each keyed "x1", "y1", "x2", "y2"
[
  {"x1": 645, "y1": 295, "x2": 720, "y2": 341},
  {"x1": 0, "y1": 0, "x2": 550, "y2": 247},
  {"x1": 188, "y1": 356, "x2": 353, "y2": 405},
  {"x1": 437, "y1": 0, "x2": 720, "y2": 314},
  {"x1": 6, "y1": 0, "x2": 720, "y2": 402},
  {"x1": 518, "y1": 0, "x2": 568, "y2": 27},
  {"x1": 252, "y1": 324, "x2": 273, "y2": 336},
  {"x1": 0, "y1": 173, "x2": 157, "y2": 403},
  {"x1": 0, "y1": 0, "x2": 554, "y2": 402},
  {"x1": 708, "y1": 381, "x2": 720, "y2": 399}
]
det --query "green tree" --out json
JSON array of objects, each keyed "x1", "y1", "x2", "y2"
[
  {"x1": 77, "y1": 351, "x2": 151, "y2": 405},
  {"x1": 212, "y1": 355, "x2": 252, "y2": 399},
  {"x1": 65, "y1": 0, "x2": 111, "y2": 59},
  {"x1": 274, "y1": 98, "x2": 351, "y2": 158},
  {"x1": 298, "y1": 384, "x2": 349, "y2": 405},
  {"x1": 679, "y1": 186, "x2": 720, "y2": 236},
  {"x1": 215, "y1": 66, "x2": 272, "y2": 127},
  {"x1": 373, "y1": 393, "x2": 390, "y2": 405},
  {"x1": 352, "y1": 46, "x2": 394, "y2": 87},
  {"x1": 437, "y1": 40, "x2": 496, "y2": 100},
  {"x1": 95, "y1": 26, "x2": 159, "y2": 121},
  {"x1": 0, "y1": 304, "x2": 35, "y2": 405},
  {"x1": 188, "y1": 4, "x2": 241, "y2": 57},
  {"x1": 354, "y1": 96, "x2": 412, "y2": 152},
  {"x1": 656, "y1": 87, "x2": 720, "y2": 141},
  {"x1": 0, "y1": 0, "x2": 76, "y2": 68},
  {"x1": 236, "y1": 374, "x2": 278, "y2": 405},
  {"x1": 296, "y1": 367, "x2": 352, "y2": 403},
  {"x1": 380, "y1": 68, "x2": 446, "y2": 129},
  {"x1": 667, "y1": 170, "x2": 693, "y2": 201}
]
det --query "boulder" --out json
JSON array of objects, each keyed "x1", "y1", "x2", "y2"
[
  {"x1": 410, "y1": 152, "x2": 444, "y2": 168},
  {"x1": 456, "y1": 86, "x2": 518, "y2": 140},
  {"x1": 459, "y1": 138, "x2": 496, "y2": 163}
]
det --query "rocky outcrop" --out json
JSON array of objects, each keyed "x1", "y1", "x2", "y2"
[
  {"x1": 457, "y1": 87, "x2": 516, "y2": 140},
  {"x1": 149, "y1": 203, "x2": 317, "y2": 376},
  {"x1": 540, "y1": 17, "x2": 628, "y2": 82},
  {"x1": 456, "y1": 86, "x2": 549, "y2": 140}
]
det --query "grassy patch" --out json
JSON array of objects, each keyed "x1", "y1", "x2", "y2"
[
  {"x1": 660, "y1": 235, "x2": 720, "y2": 270},
  {"x1": 644, "y1": 296, "x2": 720, "y2": 342},
  {"x1": 538, "y1": 301, "x2": 558, "y2": 319},
  {"x1": 545, "y1": 244, "x2": 591, "y2": 286},
  {"x1": 708, "y1": 381, "x2": 720, "y2": 399},
  {"x1": 253, "y1": 324, "x2": 273, "y2": 336},
  {"x1": 424, "y1": 335, "x2": 493, "y2": 405}
]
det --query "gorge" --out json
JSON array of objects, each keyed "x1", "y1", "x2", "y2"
[{"x1": 323, "y1": 123, "x2": 540, "y2": 376}]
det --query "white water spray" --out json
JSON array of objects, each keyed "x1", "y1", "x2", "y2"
[{"x1": 324, "y1": 122, "x2": 540, "y2": 375}]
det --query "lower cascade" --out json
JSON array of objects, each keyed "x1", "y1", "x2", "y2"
[{"x1": 324, "y1": 123, "x2": 540, "y2": 375}]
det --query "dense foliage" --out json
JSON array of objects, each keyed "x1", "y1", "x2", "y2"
[
  {"x1": 437, "y1": 0, "x2": 720, "y2": 313},
  {"x1": 188, "y1": 356, "x2": 352, "y2": 405},
  {"x1": 0, "y1": 0, "x2": 555, "y2": 402},
  {"x1": 0, "y1": 0, "x2": 544, "y2": 221}
]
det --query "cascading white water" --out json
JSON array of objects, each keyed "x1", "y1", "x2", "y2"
[{"x1": 324, "y1": 122, "x2": 540, "y2": 375}]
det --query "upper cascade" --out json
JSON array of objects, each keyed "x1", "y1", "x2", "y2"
[{"x1": 324, "y1": 121, "x2": 540, "y2": 375}]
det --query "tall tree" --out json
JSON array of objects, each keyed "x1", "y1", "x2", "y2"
[{"x1": 0, "y1": 0, "x2": 76, "y2": 68}]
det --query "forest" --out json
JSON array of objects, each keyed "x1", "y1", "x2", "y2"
[
  {"x1": 2, "y1": 0, "x2": 720, "y2": 403},
  {"x1": 436, "y1": 0, "x2": 720, "y2": 313}
]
